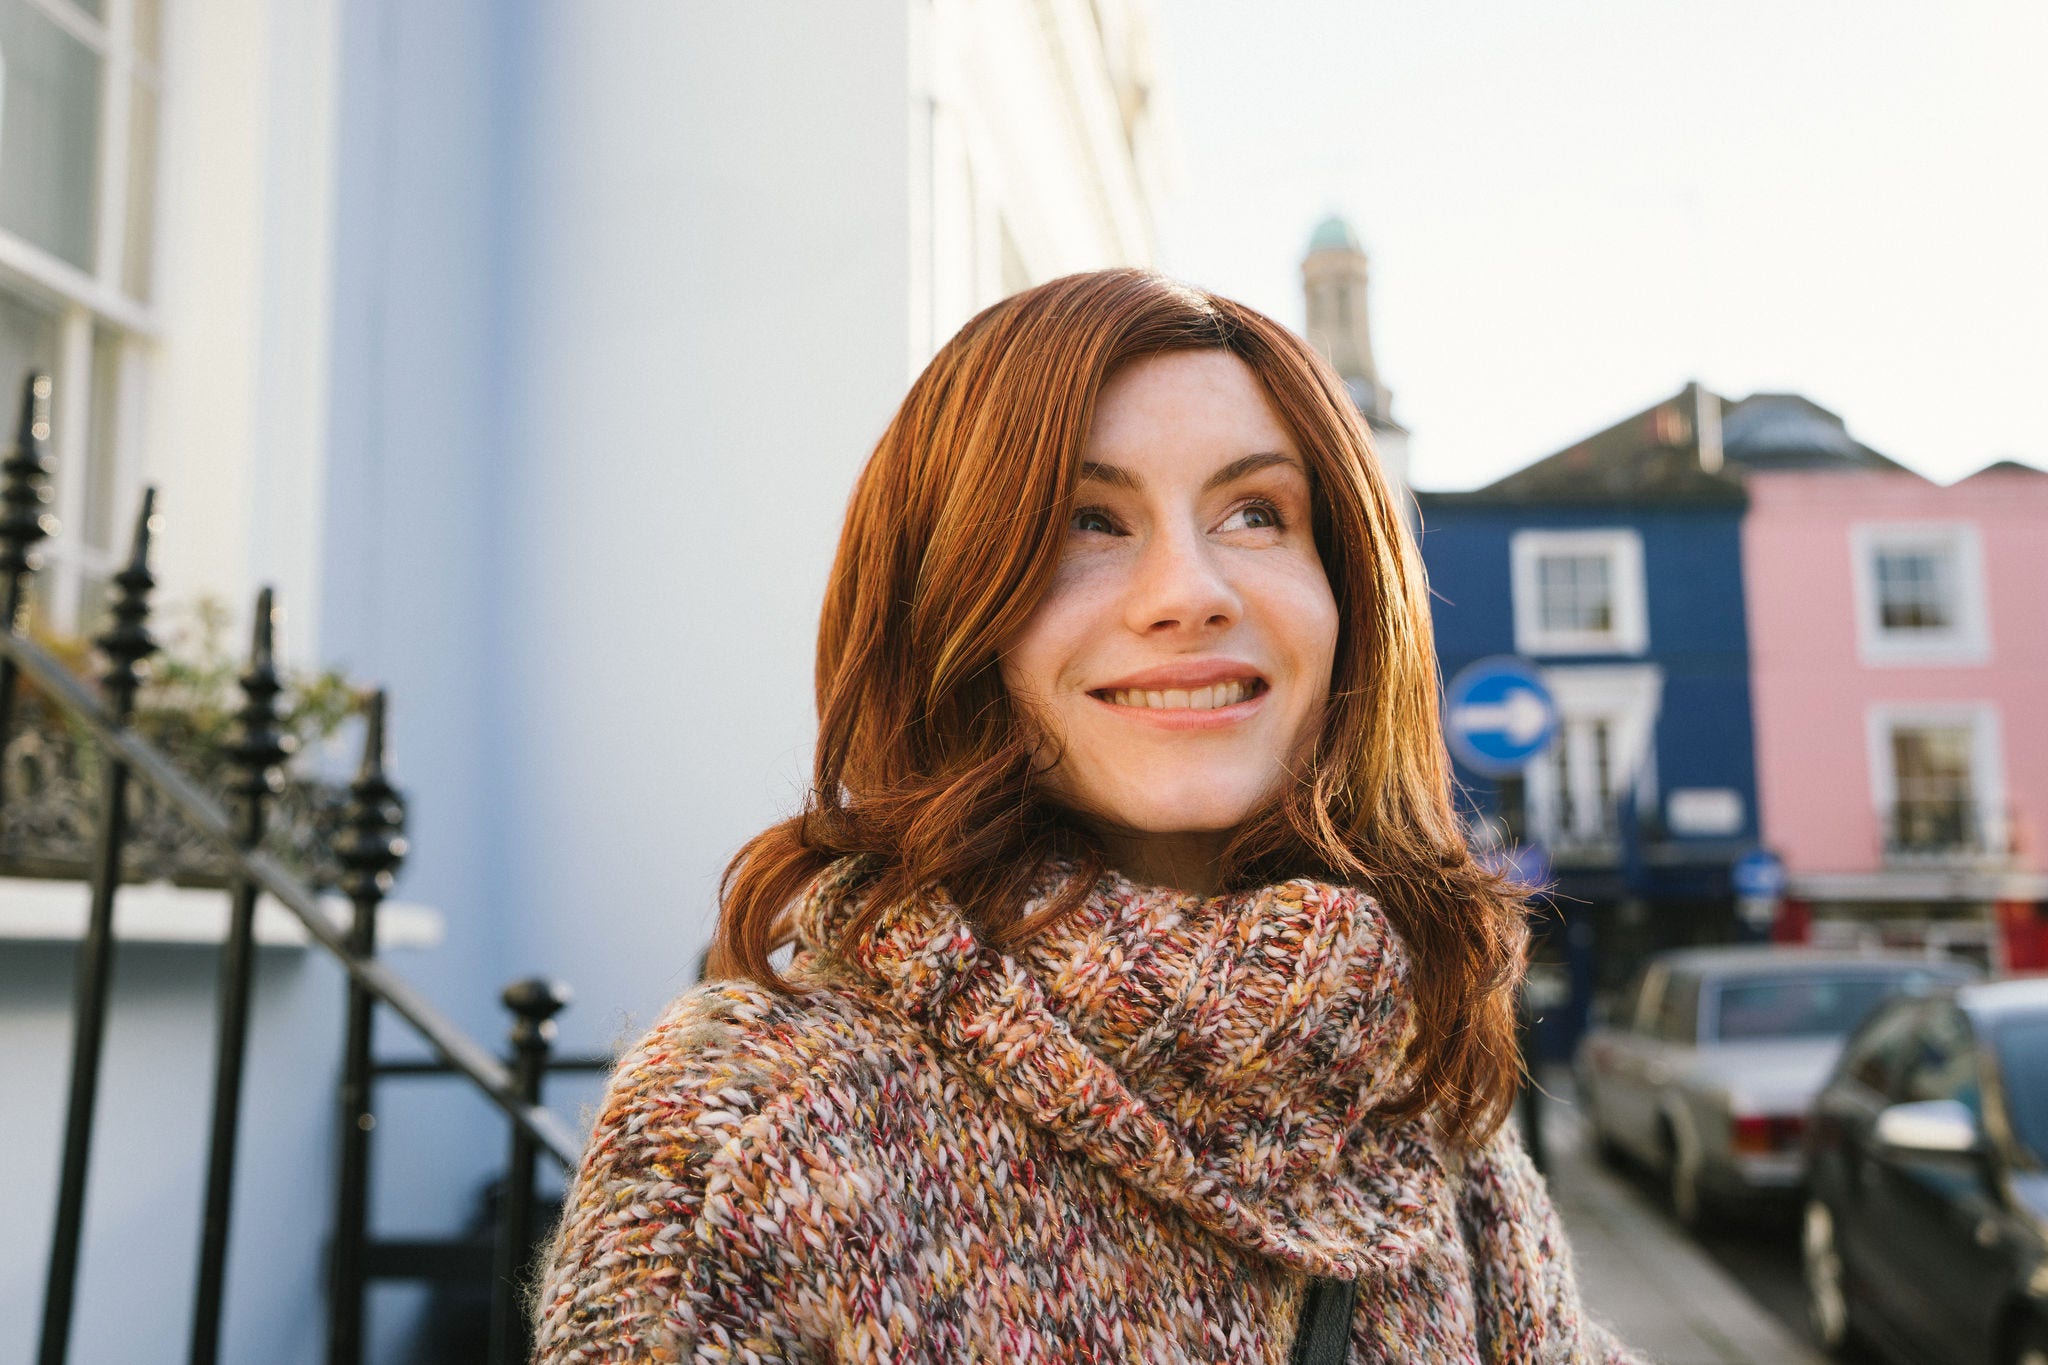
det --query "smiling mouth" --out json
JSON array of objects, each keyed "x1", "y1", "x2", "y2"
[{"x1": 1090, "y1": 679, "x2": 1268, "y2": 711}]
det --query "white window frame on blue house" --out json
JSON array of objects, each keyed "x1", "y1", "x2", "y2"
[
  {"x1": 1848, "y1": 522, "x2": 1991, "y2": 668},
  {"x1": 1509, "y1": 527, "x2": 1648, "y2": 657}
]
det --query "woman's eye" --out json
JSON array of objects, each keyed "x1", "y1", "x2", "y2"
[
  {"x1": 1221, "y1": 500, "x2": 1283, "y2": 532},
  {"x1": 1071, "y1": 508, "x2": 1119, "y2": 535}
]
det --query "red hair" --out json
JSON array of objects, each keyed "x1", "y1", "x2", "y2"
[{"x1": 710, "y1": 270, "x2": 1530, "y2": 1147}]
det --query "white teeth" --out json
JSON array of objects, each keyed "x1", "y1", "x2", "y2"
[{"x1": 1103, "y1": 680, "x2": 1257, "y2": 710}]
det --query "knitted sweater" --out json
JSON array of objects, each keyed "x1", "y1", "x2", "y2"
[{"x1": 533, "y1": 863, "x2": 1647, "y2": 1364}]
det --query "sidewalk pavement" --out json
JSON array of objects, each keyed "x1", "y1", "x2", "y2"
[{"x1": 1536, "y1": 1081, "x2": 1827, "y2": 1365}]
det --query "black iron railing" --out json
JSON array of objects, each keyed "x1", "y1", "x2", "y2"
[
  {"x1": 1, "y1": 373, "x2": 592, "y2": 1365},
  {"x1": 1881, "y1": 798, "x2": 2010, "y2": 862}
]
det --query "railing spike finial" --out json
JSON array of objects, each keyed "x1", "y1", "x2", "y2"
[
  {"x1": 225, "y1": 587, "x2": 295, "y2": 800},
  {"x1": 95, "y1": 488, "x2": 161, "y2": 714},
  {"x1": 125, "y1": 485, "x2": 158, "y2": 569},
  {"x1": 337, "y1": 690, "x2": 406, "y2": 901},
  {"x1": 502, "y1": 977, "x2": 574, "y2": 1037},
  {"x1": 489, "y1": 977, "x2": 575, "y2": 1364},
  {"x1": 0, "y1": 370, "x2": 57, "y2": 614},
  {"x1": 249, "y1": 585, "x2": 276, "y2": 668},
  {"x1": 357, "y1": 688, "x2": 385, "y2": 783},
  {"x1": 0, "y1": 372, "x2": 58, "y2": 821}
]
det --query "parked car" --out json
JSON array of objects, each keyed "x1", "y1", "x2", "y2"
[
  {"x1": 1803, "y1": 977, "x2": 2048, "y2": 1365},
  {"x1": 1574, "y1": 946, "x2": 1975, "y2": 1226}
]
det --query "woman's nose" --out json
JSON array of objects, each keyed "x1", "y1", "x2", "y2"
[{"x1": 1122, "y1": 524, "x2": 1241, "y2": 636}]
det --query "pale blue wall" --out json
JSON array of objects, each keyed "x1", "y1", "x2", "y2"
[
  {"x1": 8, "y1": 4, "x2": 922, "y2": 1359},
  {"x1": 0, "y1": 943, "x2": 351, "y2": 1364},
  {"x1": 321, "y1": 0, "x2": 531, "y2": 1356},
  {"x1": 321, "y1": 0, "x2": 917, "y2": 1359}
]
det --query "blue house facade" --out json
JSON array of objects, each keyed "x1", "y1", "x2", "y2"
[{"x1": 1415, "y1": 385, "x2": 1766, "y2": 1056}]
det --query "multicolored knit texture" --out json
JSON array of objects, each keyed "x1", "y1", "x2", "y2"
[{"x1": 533, "y1": 862, "x2": 1647, "y2": 1363}]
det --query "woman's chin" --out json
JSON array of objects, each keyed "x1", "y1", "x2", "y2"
[{"x1": 1089, "y1": 787, "x2": 1270, "y2": 841}]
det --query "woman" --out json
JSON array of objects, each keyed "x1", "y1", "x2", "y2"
[{"x1": 534, "y1": 271, "x2": 1643, "y2": 1363}]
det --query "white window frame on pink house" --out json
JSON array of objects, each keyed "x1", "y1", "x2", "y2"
[
  {"x1": 1863, "y1": 700, "x2": 2008, "y2": 864},
  {"x1": 1848, "y1": 521, "x2": 1992, "y2": 668}
]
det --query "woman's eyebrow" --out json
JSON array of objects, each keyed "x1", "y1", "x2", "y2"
[
  {"x1": 1077, "y1": 451, "x2": 1300, "y2": 494},
  {"x1": 1202, "y1": 451, "x2": 1299, "y2": 492},
  {"x1": 1078, "y1": 460, "x2": 1140, "y2": 490}
]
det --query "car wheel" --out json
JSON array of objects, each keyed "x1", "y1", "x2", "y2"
[
  {"x1": 1662, "y1": 1120, "x2": 1709, "y2": 1231},
  {"x1": 1803, "y1": 1199, "x2": 1860, "y2": 1356},
  {"x1": 2011, "y1": 1315, "x2": 2048, "y2": 1365}
]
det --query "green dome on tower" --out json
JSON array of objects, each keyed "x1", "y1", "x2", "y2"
[{"x1": 1307, "y1": 213, "x2": 1361, "y2": 254}]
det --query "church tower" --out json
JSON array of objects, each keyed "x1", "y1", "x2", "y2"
[{"x1": 1302, "y1": 214, "x2": 1410, "y2": 494}]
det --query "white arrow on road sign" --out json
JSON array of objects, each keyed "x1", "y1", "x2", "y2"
[{"x1": 1451, "y1": 689, "x2": 1552, "y2": 746}]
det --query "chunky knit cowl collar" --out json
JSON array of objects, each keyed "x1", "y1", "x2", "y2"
[{"x1": 792, "y1": 859, "x2": 1449, "y2": 1281}]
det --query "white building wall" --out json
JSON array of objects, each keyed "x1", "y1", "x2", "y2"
[
  {"x1": 146, "y1": 0, "x2": 340, "y2": 663},
  {"x1": 916, "y1": 0, "x2": 1163, "y2": 350}
]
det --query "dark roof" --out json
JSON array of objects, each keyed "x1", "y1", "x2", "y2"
[
  {"x1": 1719, "y1": 393, "x2": 1910, "y2": 473},
  {"x1": 1415, "y1": 384, "x2": 1912, "y2": 508},
  {"x1": 1960, "y1": 458, "x2": 2047, "y2": 480}
]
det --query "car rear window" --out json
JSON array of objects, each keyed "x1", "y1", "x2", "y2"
[
  {"x1": 1995, "y1": 1013, "x2": 2048, "y2": 1166},
  {"x1": 1713, "y1": 970, "x2": 1957, "y2": 1042}
]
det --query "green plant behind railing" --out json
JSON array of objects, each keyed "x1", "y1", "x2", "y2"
[
  {"x1": 4, "y1": 594, "x2": 370, "y2": 887},
  {"x1": 17, "y1": 594, "x2": 362, "y2": 782}
]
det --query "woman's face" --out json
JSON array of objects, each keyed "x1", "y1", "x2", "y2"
[{"x1": 1000, "y1": 349, "x2": 1340, "y2": 860}]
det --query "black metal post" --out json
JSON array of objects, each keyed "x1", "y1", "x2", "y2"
[
  {"x1": 327, "y1": 691, "x2": 406, "y2": 1365},
  {"x1": 188, "y1": 588, "x2": 293, "y2": 1365},
  {"x1": 489, "y1": 978, "x2": 572, "y2": 1365},
  {"x1": 0, "y1": 372, "x2": 55, "y2": 820},
  {"x1": 38, "y1": 489, "x2": 159, "y2": 1365}
]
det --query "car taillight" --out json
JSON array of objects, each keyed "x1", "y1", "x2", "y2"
[{"x1": 1732, "y1": 1114, "x2": 1807, "y2": 1155}]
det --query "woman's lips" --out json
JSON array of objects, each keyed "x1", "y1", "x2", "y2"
[{"x1": 1090, "y1": 658, "x2": 1267, "y2": 693}]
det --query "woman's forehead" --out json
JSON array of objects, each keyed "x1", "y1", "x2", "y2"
[{"x1": 1083, "y1": 351, "x2": 1295, "y2": 473}]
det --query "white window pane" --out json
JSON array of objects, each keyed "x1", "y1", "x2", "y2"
[
  {"x1": 1875, "y1": 548, "x2": 1954, "y2": 631},
  {"x1": 81, "y1": 324, "x2": 117, "y2": 551},
  {"x1": 122, "y1": 76, "x2": 157, "y2": 299},
  {"x1": 0, "y1": 0, "x2": 104, "y2": 270},
  {"x1": 74, "y1": 560, "x2": 110, "y2": 637},
  {"x1": 1890, "y1": 723, "x2": 1975, "y2": 852},
  {"x1": 0, "y1": 286, "x2": 60, "y2": 418},
  {"x1": 1538, "y1": 553, "x2": 1613, "y2": 633}
]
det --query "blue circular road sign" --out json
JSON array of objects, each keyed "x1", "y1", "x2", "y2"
[
  {"x1": 1731, "y1": 849, "x2": 1788, "y2": 901},
  {"x1": 1445, "y1": 656, "x2": 1559, "y2": 777}
]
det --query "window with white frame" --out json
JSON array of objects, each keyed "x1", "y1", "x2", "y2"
[
  {"x1": 1524, "y1": 664, "x2": 1662, "y2": 850},
  {"x1": 1510, "y1": 528, "x2": 1648, "y2": 656},
  {"x1": 1849, "y1": 523, "x2": 1989, "y2": 667},
  {"x1": 1866, "y1": 703, "x2": 2005, "y2": 860},
  {"x1": 0, "y1": 0, "x2": 159, "y2": 635}
]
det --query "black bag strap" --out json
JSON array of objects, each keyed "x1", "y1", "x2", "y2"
[{"x1": 1288, "y1": 1275, "x2": 1357, "y2": 1365}]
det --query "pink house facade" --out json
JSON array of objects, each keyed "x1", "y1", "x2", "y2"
[{"x1": 1744, "y1": 465, "x2": 2048, "y2": 970}]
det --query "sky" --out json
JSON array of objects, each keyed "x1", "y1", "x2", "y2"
[{"x1": 1148, "y1": 0, "x2": 2047, "y2": 491}]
